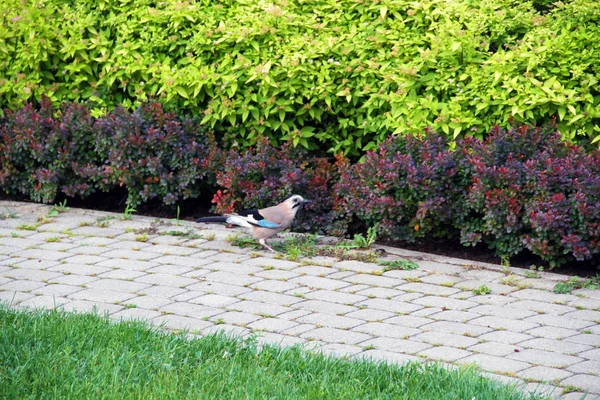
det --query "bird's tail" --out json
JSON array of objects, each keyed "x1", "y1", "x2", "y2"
[{"x1": 195, "y1": 216, "x2": 228, "y2": 224}]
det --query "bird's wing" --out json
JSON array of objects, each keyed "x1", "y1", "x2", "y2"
[{"x1": 229, "y1": 209, "x2": 281, "y2": 229}]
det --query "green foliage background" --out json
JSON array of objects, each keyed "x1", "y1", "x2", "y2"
[{"x1": 1, "y1": 0, "x2": 600, "y2": 154}]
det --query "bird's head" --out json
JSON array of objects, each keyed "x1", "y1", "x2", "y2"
[{"x1": 282, "y1": 194, "x2": 312, "y2": 211}]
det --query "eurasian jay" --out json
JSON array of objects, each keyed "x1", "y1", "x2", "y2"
[{"x1": 195, "y1": 194, "x2": 312, "y2": 252}]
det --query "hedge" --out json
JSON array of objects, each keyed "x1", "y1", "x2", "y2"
[
  {"x1": 1, "y1": 0, "x2": 600, "y2": 155},
  {"x1": 1, "y1": 100, "x2": 599, "y2": 268}
]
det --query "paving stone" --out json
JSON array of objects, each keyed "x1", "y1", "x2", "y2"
[
  {"x1": 524, "y1": 314, "x2": 596, "y2": 331},
  {"x1": 201, "y1": 324, "x2": 251, "y2": 338},
  {"x1": 69, "y1": 288, "x2": 136, "y2": 303},
  {"x1": 203, "y1": 271, "x2": 262, "y2": 287},
  {"x1": 412, "y1": 296, "x2": 477, "y2": 311},
  {"x1": 143, "y1": 244, "x2": 198, "y2": 256},
  {"x1": 277, "y1": 309, "x2": 312, "y2": 321},
  {"x1": 1, "y1": 237, "x2": 44, "y2": 249},
  {"x1": 292, "y1": 298, "x2": 359, "y2": 315},
  {"x1": 579, "y1": 349, "x2": 600, "y2": 361},
  {"x1": 15, "y1": 259, "x2": 60, "y2": 270},
  {"x1": 74, "y1": 237, "x2": 118, "y2": 246},
  {"x1": 254, "y1": 269, "x2": 300, "y2": 281},
  {"x1": 567, "y1": 360, "x2": 600, "y2": 376},
  {"x1": 0, "y1": 279, "x2": 48, "y2": 292},
  {"x1": 0, "y1": 246, "x2": 24, "y2": 256},
  {"x1": 290, "y1": 275, "x2": 350, "y2": 291},
  {"x1": 352, "y1": 322, "x2": 421, "y2": 339},
  {"x1": 335, "y1": 260, "x2": 383, "y2": 274},
  {"x1": 19, "y1": 249, "x2": 72, "y2": 261},
  {"x1": 86, "y1": 279, "x2": 151, "y2": 293},
  {"x1": 204, "y1": 252, "x2": 250, "y2": 263},
  {"x1": 385, "y1": 315, "x2": 434, "y2": 328},
  {"x1": 96, "y1": 259, "x2": 157, "y2": 271},
  {"x1": 519, "y1": 338, "x2": 592, "y2": 355},
  {"x1": 428, "y1": 310, "x2": 481, "y2": 323},
  {"x1": 240, "y1": 290, "x2": 304, "y2": 306},
  {"x1": 132, "y1": 285, "x2": 189, "y2": 298},
  {"x1": 152, "y1": 315, "x2": 213, "y2": 332},
  {"x1": 18, "y1": 295, "x2": 70, "y2": 310},
  {"x1": 508, "y1": 349, "x2": 583, "y2": 368},
  {"x1": 301, "y1": 327, "x2": 372, "y2": 345},
  {"x1": 48, "y1": 263, "x2": 111, "y2": 276},
  {"x1": 63, "y1": 254, "x2": 110, "y2": 265},
  {"x1": 382, "y1": 269, "x2": 428, "y2": 280},
  {"x1": 98, "y1": 269, "x2": 147, "y2": 280},
  {"x1": 0, "y1": 290, "x2": 35, "y2": 304},
  {"x1": 304, "y1": 289, "x2": 366, "y2": 305},
  {"x1": 468, "y1": 342, "x2": 521, "y2": 357},
  {"x1": 354, "y1": 287, "x2": 404, "y2": 299},
  {"x1": 112, "y1": 308, "x2": 163, "y2": 321},
  {"x1": 32, "y1": 284, "x2": 83, "y2": 297},
  {"x1": 563, "y1": 310, "x2": 600, "y2": 323},
  {"x1": 393, "y1": 292, "x2": 426, "y2": 302},
  {"x1": 124, "y1": 295, "x2": 173, "y2": 310},
  {"x1": 159, "y1": 302, "x2": 223, "y2": 319},
  {"x1": 327, "y1": 271, "x2": 355, "y2": 280},
  {"x1": 419, "y1": 346, "x2": 472, "y2": 362},
  {"x1": 189, "y1": 294, "x2": 240, "y2": 307},
  {"x1": 470, "y1": 316, "x2": 540, "y2": 333},
  {"x1": 526, "y1": 326, "x2": 580, "y2": 340},
  {"x1": 519, "y1": 366, "x2": 574, "y2": 383},
  {"x1": 49, "y1": 274, "x2": 98, "y2": 286},
  {"x1": 296, "y1": 313, "x2": 364, "y2": 329},
  {"x1": 187, "y1": 281, "x2": 251, "y2": 296},
  {"x1": 284, "y1": 286, "x2": 314, "y2": 297},
  {"x1": 291, "y1": 266, "x2": 337, "y2": 276},
  {"x1": 565, "y1": 334, "x2": 600, "y2": 347},
  {"x1": 470, "y1": 304, "x2": 538, "y2": 319},
  {"x1": 100, "y1": 249, "x2": 160, "y2": 261},
  {"x1": 206, "y1": 261, "x2": 263, "y2": 275},
  {"x1": 152, "y1": 255, "x2": 214, "y2": 268},
  {"x1": 135, "y1": 273, "x2": 197, "y2": 288},
  {"x1": 414, "y1": 331, "x2": 479, "y2": 348},
  {"x1": 2, "y1": 268, "x2": 62, "y2": 282},
  {"x1": 421, "y1": 321, "x2": 492, "y2": 337},
  {"x1": 345, "y1": 309, "x2": 397, "y2": 322},
  {"x1": 247, "y1": 318, "x2": 298, "y2": 333},
  {"x1": 227, "y1": 300, "x2": 291, "y2": 317},
  {"x1": 343, "y1": 274, "x2": 403, "y2": 288},
  {"x1": 510, "y1": 300, "x2": 576, "y2": 315},
  {"x1": 61, "y1": 300, "x2": 123, "y2": 315},
  {"x1": 478, "y1": 330, "x2": 534, "y2": 345},
  {"x1": 419, "y1": 274, "x2": 463, "y2": 286},
  {"x1": 180, "y1": 269, "x2": 212, "y2": 279},
  {"x1": 568, "y1": 297, "x2": 600, "y2": 310},
  {"x1": 39, "y1": 242, "x2": 80, "y2": 252},
  {"x1": 146, "y1": 265, "x2": 194, "y2": 275},
  {"x1": 256, "y1": 332, "x2": 310, "y2": 349},
  {"x1": 283, "y1": 323, "x2": 318, "y2": 337},
  {"x1": 244, "y1": 257, "x2": 299, "y2": 270},
  {"x1": 458, "y1": 269, "x2": 507, "y2": 281},
  {"x1": 106, "y1": 240, "x2": 152, "y2": 250},
  {"x1": 358, "y1": 298, "x2": 422, "y2": 314},
  {"x1": 71, "y1": 226, "x2": 122, "y2": 238},
  {"x1": 338, "y1": 284, "x2": 371, "y2": 294},
  {"x1": 399, "y1": 282, "x2": 461, "y2": 296},
  {"x1": 213, "y1": 311, "x2": 262, "y2": 326},
  {"x1": 458, "y1": 354, "x2": 532, "y2": 374},
  {"x1": 470, "y1": 294, "x2": 516, "y2": 306},
  {"x1": 318, "y1": 344, "x2": 364, "y2": 357},
  {"x1": 250, "y1": 280, "x2": 300, "y2": 293},
  {"x1": 359, "y1": 337, "x2": 431, "y2": 354},
  {"x1": 356, "y1": 349, "x2": 422, "y2": 365},
  {"x1": 511, "y1": 288, "x2": 578, "y2": 303},
  {"x1": 561, "y1": 375, "x2": 600, "y2": 395}
]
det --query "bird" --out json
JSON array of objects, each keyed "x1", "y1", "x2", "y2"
[{"x1": 195, "y1": 194, "x2": 312, "y2": 252}]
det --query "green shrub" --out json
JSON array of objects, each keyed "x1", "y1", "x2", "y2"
[{"x1": 1, "y1": 0, "x2": 599, "y2": 154}]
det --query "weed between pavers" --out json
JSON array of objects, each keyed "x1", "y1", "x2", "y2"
[{"x1": 554, "y1": 275, "x2": 600, "y2": 294}]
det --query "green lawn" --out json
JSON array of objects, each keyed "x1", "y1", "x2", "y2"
[{"x1": 0, "y1": 305, "x2": 544, "y2": 399}]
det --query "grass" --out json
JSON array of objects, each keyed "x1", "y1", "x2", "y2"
[{"x1": 0, "y1": 305, "x2": 544, "y2": 400}]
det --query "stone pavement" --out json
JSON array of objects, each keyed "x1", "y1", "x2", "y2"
[{"x1": 1, "y1": 200, "x2": 599, "y2": 399}]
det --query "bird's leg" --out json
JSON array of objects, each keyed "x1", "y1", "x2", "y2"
[{"x1": 258, "y1": 238, "x2": 277, "y2": 253}]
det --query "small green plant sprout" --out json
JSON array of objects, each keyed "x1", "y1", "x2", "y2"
[
  {"x1": 45, "y1": 237, "x2": 61, "y2": 243},
  {"x1": 554, "y1": 276, "x2": 599, "y2": 294},
  {"x1": 96, "y1": 215, "x2": 115, "y2": 228},
  {"x1": 378, "y1": 259, "x2": 419, "y2": 272},
  {"x1": 0, "y1": 207, "x2": 18, "y2": 219},
  {"x1": 17, "y1": 224, "x2": 38, "y2": 231},
  {"x1": 472, "y1": 285, "x2": 491, "y2": 296},
  {"x1": 338, "y1": 227, "x2": 378, "y2": 250},
  {"x1": 135, "y1": 234, "x2": 149, "y2": 242},
  {"x1": 121, "y1": 204, "x2": 137, "y2": 220},
  {"x1": 170, "y1": 205, "x2": 182, "y2": 225},
  {"x1": 47, "y1": 200, "x2": 69, "y2": 217}
]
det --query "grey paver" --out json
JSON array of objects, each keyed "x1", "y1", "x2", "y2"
[
  {"x1": 292, "y1": 266, "x2": 336, "y2": 276},
  {"x1": 227, "y1": 300, "x2": 292, "y2": 317},
  {"x1": 468, "y1": 342, "x2": 522, "y2": 357},
  {"x1": 112, "y1": 308, "x2": 163, "y2": 321},
  {"x1": 579, "y1": 349, "x2": 600, "y2": 361},
  {"x1": 18, "y1": 295, "x2": 70, "y2": 310},
  {"x1": 203, "y1": 271, "x2": 262, "y2": 287},
  {"x1": 508, "y1": 349, "x2": 583, "y2": 368},
  {"x1": 86, "y1": 279, "x2": 151, "y2": 293},
  {"x1": 563, "y1": 310, "x2": 600, "y2": 322},
  {"x1": 240, "y1": 290, "x2": 304, "y2": 306},
  {"x1": 385, "y1": 314, "x2": 434, "y2": 328},
  {"x1": 213, "y1": 311, "x2": 262, "y2": 326},
  {"x1": 49, "y1": 274, "x2": 98, "y2": 286},
  {"x1": 33, "y1": 284, "x2": 84, "y2": 297},
  {"x1": 458, "y1": 354, "x2": 532, "y2": 374},
  {"x1": 414, "y1": 331, "x2": 479, "y2": 348},
  {"x1": 0, "y1": 280, "x2": 48, "y2": 292},
  {"x1": 69, "y1": 288, "x2": 136, "y2": 303},
  {"x1": 15, "y1": 259, "x2": 61, "y2": 270},
  {"x1": 343, "y1": 274, "x2": 403, "y2": 288},
  {"x1": 152, "y1": 315, "x2": 213, "y2": 332},
  {"x1": 359, "y1": 337, "x2": 431, "y2": 354},
  {"x1": 358, "y1": 298, "x2": 422, "y2": 314},
  {"x1": 565, "y1": 334, "x2": 600, "y2": 347},
  {"x1": 419, "y1": 346, "x2": 472, "y2": 362},
  {"x1": 189, "y1": 294, "x2": 240, "y2": 307},
  {"x1": 187, "y1": 281, "x2": 251, "y2": 296},
  {"x1": 526, "y1": 326, "x2": 580, "y2": 340},
  {"x1": 124, "y1": 295, "x2": 173, "y2": 310},
  {"x1": 561, "y1": 375, "x2": 600, "y2": 395},
  {"x1": 62, "y1": 254, "x2": 110, "y2": 265},
  {"x1": 428, "y1": 310, "x2": 480, "y2": 323},
  {"x1": 470, "y1": 315, "x2": 540, "y2": 333},
  {"x1": 207, "y1": 261, "x2": 263, "y2": 274},
  {"x1": 96, "y1": 259, "x2": 157, "y2": 271},
  {"x1": 318, "y1": 344, "x2": 364, "y2": 357},
  {"x1": 48, "y1": 263, "x2": 111, "y2": 276},
  {"x1": 301, "y1": 327, "x2": 372, "y2": 345},
  {"x1": 304, "y1": 289, "x2": 366, "y2": 305},
  {"x1": 146, "y1": 265, "x2": 194, "y2": 276},
  {"x1": 354, "y1": 287, "x2": 404, "y2": 299},
  {"x1": 421, "y1": 321, "x2": 492, "y2": 337},
  {"x1": 352, "y1": 322, "x2": 421, "y2": 339},
  {"x1": 61, "y1": 299, "x2": 123, "y2": 315},
  {"x1": 290, "y1": 275, "x2": 350, "y2": 290},
  {"x1": 250, "y1": 280, "x2": 300, "y2": 293},
  {"x1": 470, "y1": 304, "x2": 538, "y2": 319},
  {"x1": 412, "y1": 296, "x2": 477, "y2": 311},
  {"x1": 19, "y1": 249, "x2": 71, "y2": 261},
  {"x1": 510, "y1": 300, "x2": 575, "y2": 315},
  {"x1": 135, "y1": 273, "x2": 197, "y2": 288},
  {"x1": 519, "y1": 338, "x2": 592, "y2": 354},
  {"x1": 345, "y1": 308, "x2": 397, "y2": 322},
  {"x1": 296, "y1": 313, "x2": 364, "y2": 329},
  {"x1": 335, "y1": 260, "x2": 384, "y2": 274},
  {"x1": 247, "y1": 318, "x2": 298, "y2": 333},
  {"x1": 356, "y1": 349, "x2": 422, "y2": 365},
  {"x1": 479, "y1": 330, "x2": 534, "y2": 345},
  {"x1": 1, "y1": 268, "x2": 62, "y2": 282},
  {"x1": 519, "y1": 366, "x2": 573, "y2": 382},
  {"x1": 567, "y1": 360, "x2": 600, "y2": 375},
  {"x1": 159, "y1": 302, "x2": 223, "y2": 319},
  {"x1": 0, "y1": 290, "x2": 35, "y2": 304}
]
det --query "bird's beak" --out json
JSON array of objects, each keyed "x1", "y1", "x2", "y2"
[{"x1": 302, "y1": 200, "x2": 312, "y2": 205}]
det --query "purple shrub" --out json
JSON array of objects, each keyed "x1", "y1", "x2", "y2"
[
  {"x1": 94, "y1": 103, "x2": 219, "y2": 208},
  {"x1": 334, "y1": 130, "x2": 471, "y2": 241}
]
